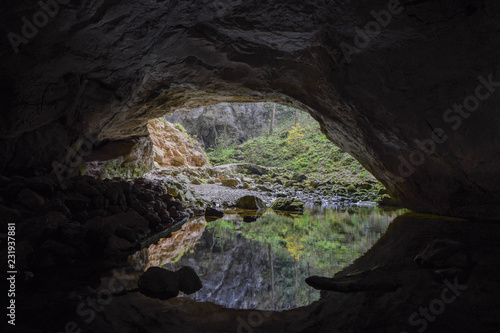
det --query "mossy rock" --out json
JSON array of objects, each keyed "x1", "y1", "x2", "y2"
[
  {"x1": 221, "y1": 178, "x2": 239, "y2": 187},
  {"x1": 99, "y1": 160, "x2": 151, "y2": 180},
  {"x1": 171, "y1": 156, "x2": 185, "y2": 166},
  {"x1": 270, "y1": 197, "x2": 304, "y2": 212},
  {"x1": 291, "y1": 173, "x2": 307, "y2": 182},
  {"x1": 191, "y1": 177, "x2": 203, "y2": 185},
  {"x1": 377, "y1": 194, "x2": 401, "y2": 207},
  {"x1": 235, "y1": 195, "x2": 267, "y2": 210}
]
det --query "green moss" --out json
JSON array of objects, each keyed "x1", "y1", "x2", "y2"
[
  {"x1": 207, "y1": 114, "x2": 382, "y2": 189},
  {"x1": 99, "y1": 159, "x2": 151, "y2": 179}
]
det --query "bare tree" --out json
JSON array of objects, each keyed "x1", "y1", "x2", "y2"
[
  {"x1": 294, "y1": 258, "x2": 299, "y2": 307},
  {"x1": 269, "y1": 103, "x2": 276, "y2": 135},
  {"x1": 268, "y1": 244, "x2": 275, "y2": 310}
]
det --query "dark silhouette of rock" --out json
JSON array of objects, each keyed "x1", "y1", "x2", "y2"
[
  {"x1": 243, "y1": 216, "x2": 258, "y2": 223},
  {"x1": 177, "y1": 266, "x2": 203, "y2": 295},
  {"x1": 138, "y1": 267, "x2": 180, "y2": 300},
  {"x1": 17, "y1": 188, "x2": 45, "y2": 210},
  {"x1": 414, "y1": 239, "x2": 469, "y2": 269},
  {"x1": 306, "y1": 267, "x2": 401, "y2": 293},
  {"x1": 205, "y1": 206, "x2": 224, "y2": 218}
]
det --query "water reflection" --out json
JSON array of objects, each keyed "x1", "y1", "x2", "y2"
[{"x1": 129, "y1": 206, "x2": 407, "y2": 310}]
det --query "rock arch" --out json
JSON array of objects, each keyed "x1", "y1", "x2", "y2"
[{"x1": 1, "y1": 0, "x2": 499, "y2": 219}]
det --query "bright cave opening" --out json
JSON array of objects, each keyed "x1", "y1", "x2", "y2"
[{"x1": 95, "y1": 102, "x2": 407, "y2": 311}]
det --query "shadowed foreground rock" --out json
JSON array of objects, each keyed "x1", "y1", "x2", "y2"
[
  {"x1": 177, "y1": 266, "x2": 203, "y2": 295},
  {"x1": 69, "y1": 214, "x2": 497, "y2": 332},
  {"x1": 305, "y1": 266, "x2": 402, "y2": 293},
  {"x1": 138, "y1": 267, "x2": 180, "y2": 300}
]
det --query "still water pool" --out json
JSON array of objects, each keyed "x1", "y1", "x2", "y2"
[{"x1": 129, "y1": 205, "x2": 407, "y2": 311}]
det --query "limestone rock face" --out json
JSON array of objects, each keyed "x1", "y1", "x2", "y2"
[
  {"x1": 85, "y1": 136, "x2": 154, "y2": 179},
  {"x1": 1, "y1": 1, "x2": 500, "y2": 218},
  {"x1": 147, "y1": 118, "x2": 208, "y2": 168},
  {"x1": 167, "y1": 103, "x2": 273, "y2": 148}
]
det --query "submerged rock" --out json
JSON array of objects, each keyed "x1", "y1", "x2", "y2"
[
  {"x1": 235, "y1": 196, "x2": 267, "y2": 210},
  {"x1": 205, "y1": 207, "x2": 224, "y2": 218},
  {"x1": 270, "y1": 197, "x2": 304, "y2": 212},
  {"x1": 243, "y1": 215, "x2": 258, "y2": 223}
]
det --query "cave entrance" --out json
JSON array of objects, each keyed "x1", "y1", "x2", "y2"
[{"x1": 123, "y1": 102, "x2": 406, "y2": 311}]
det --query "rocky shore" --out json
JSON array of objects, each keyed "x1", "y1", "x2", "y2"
[{"x1": 146, "y1": 163, "x2": 387, "y2": 208}]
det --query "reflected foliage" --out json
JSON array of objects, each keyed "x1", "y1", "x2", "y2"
[{"x1": 170, "y1": 206, "x2": 406, "y2": 310}]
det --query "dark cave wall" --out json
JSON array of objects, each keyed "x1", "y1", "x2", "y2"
[{"x1": 1, "y1": 0, "x2": 499, "y2": 218}]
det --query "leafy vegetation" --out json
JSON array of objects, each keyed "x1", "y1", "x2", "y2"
[
  {"x1": 205, "y1": 206, "x2": 407, "y2": 309},
  {"x1": 208, "y1": 109, "x2": 377, "y2": 186}
]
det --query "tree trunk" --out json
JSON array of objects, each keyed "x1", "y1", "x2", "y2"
[
  {"x1": 270, "y1": 103, "x2": 276, "y2": 135},
  {"x1": 307, "y1": 262, "x2": 311, "y2": 304},
  {"x1": 268, "y1": 244, "x2": 275, "y2": 310},
  {"x1": 295, "y1": 108, "x2": 299, "y2": 124},
  {"x1": 294, "y1": 258, "x2": 299, "y2": 307}
]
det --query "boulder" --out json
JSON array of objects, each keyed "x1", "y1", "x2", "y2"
[
  {"x1": 0, "y1": 205, "x2": 21, "y2": 223},
  {"x1": 205, "y1": 207, "x2": 224, "y2": 218},
  {"x1": 25, "y1": 176, "x2": 55, "y2": 196},
  {"x1": 63, "y1": 193, "x2": 91, "y2": 210},
  {"x1": 18, "y1": 188, "x2": 45, "y2": 210},
  {"x1": 176, "y1": 266, "x2": 203, "y2": 295},
  {"x1": 104, "y1": 211, "x2": 149, "y2": 231},
  {"x1": 107, "y1": 234, "x2": 135, "y2": 251},
  {"x1": 292, "y1": 173, "x2": 307, "y2": 182},
  {"x1": 84, "y1": 217, "x2": 116, "y2": 245},
  {"x1": 377, "y1": 194, "x2": 400, "y2": 207},
  {"x1": 256, "y1": 185, "x2": 273, "y2": 192},
  {"x1": 235, "y1": 196, "x2": 267, "y2": 210},
  {"x1": 271, "y1": 198, "x2": 304, "y2": 212},
  {"x1": 221, "y1": 178, "x2": 240, "y2": 187},
  {"x1": 414, "y1": 239, "x2": 469, "y2": 269},
  {"x1": 305, "y1": 267, "x2": 401, "y2": 293},
  {"x1": 191, "y1": 177, "x2": 203, "y2": 185},
  {"x1": 243, "y1": 216, "x2": 258, "y2": 223},
  {"x1": 138, "y1": 267, "x2": 180, "y2": 300}
]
